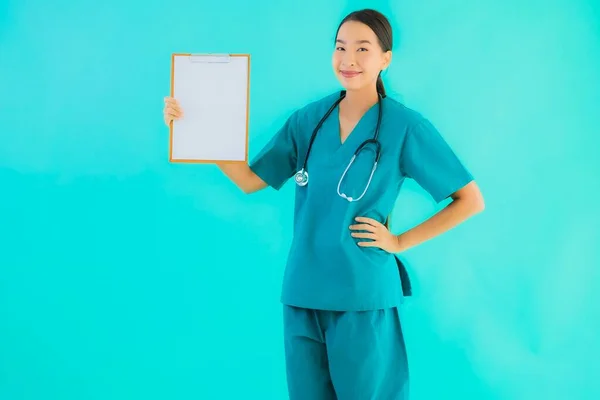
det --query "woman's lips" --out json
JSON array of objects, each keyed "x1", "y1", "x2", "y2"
[{"x1": 341, "y1": 70, "x2": 361, "y2": 78}]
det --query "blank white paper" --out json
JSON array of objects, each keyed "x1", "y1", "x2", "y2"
[{"x1": 171, "y1": 54, "x2": 249, "y2": 162}]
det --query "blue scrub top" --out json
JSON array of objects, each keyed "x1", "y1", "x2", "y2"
[{"x1": 250, "y1": 91, "x2": 473, "y2": 312}]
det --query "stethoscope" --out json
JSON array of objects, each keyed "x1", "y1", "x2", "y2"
[{"x1": 294, "y1": 90, "x2": 383, "y2": 202}]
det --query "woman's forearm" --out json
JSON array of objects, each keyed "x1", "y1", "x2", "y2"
[
  {"x1": 217, "y1": 163, "x2": 268, "y2": 194},
  {"x1": 394, "y1": 182, "x2": 485, "y2": 252}
]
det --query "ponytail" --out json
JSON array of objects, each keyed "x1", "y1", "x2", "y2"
[{"x1": 376, "y1": 71, "x2": 386, "y2": 98}]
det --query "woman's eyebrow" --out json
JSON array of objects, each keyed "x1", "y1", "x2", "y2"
[{"x1": 336, "y1": 39, "x2": 372, "y2": 45}]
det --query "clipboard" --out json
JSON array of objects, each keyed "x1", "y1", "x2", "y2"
[{"x1": 169, "y1": 53, "x2": 250, "y2": 164}]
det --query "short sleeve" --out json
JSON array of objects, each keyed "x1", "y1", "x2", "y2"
[
  {"x1": 400, "y1": 118, "x2": 474, "y2": 203},
  {"x1": 249, "y1": 111, "x2": 299, "y2": 190}
]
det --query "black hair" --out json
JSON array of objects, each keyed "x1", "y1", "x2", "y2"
[{"x1": 335, "y1": 9, "x2": 393, "y2": 97}]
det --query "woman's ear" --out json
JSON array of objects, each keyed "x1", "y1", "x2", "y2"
[{"x1": 382, "y1": 50, "x2": 392, "y2": 70}]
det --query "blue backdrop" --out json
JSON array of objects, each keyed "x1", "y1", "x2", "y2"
[{"x1": 1, "y1": 0, "x2": 599, "y2": 398}]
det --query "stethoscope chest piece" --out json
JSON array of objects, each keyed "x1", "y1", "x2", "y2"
[{"x1": 294, "y1": 169, "x2": 308, "y2": 186}]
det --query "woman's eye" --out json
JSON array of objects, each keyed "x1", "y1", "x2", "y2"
[
  {"x1": 336, "y1": 46, "x2": 345, "y2": 51},
  {"x1": 358, "y1": 48, "x2": 368, "y2": 52}
]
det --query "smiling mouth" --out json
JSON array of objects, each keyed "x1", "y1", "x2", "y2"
[{"x1": 341, "y1": 70, "x2": 361, "y2": 78}]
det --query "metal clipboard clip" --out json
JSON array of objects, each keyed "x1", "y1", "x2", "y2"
[{"x1": 189, "y1": 53, "x2": 231, "y2": 63}]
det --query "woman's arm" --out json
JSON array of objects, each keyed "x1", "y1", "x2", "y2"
[
  {"x1": 394, "y1": 180, "x2": 485, "y2": 252},
  {"x1": 217, "y1": 163, "x2": 268, "y2": 194}
]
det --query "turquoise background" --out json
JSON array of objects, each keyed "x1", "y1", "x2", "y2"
[{"x1": 1, "y1": 0, "x2": 599, "y2": 398}]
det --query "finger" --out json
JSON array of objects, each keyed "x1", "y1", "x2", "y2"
[
  {"x1": 164, "y1": 110, "x2": 182, "y2": 124},
  {"x1": 165, "y1": 107, "x2": 183, "y2": 118},
  {"x1": 349, "y1": 223, "x2": 377, "y2": 232},
  {"x1": 354, "y1": 217, "x2": 383, "y2": 227},
  {"x1": 164, "y1": 100, "x2": 180, "y2": 110},
  {"x1": 166, "y1": 110, "x2": 182, "y2": 118},
  {"x1": 165, "y1": 114, "x2": 180, "y2": 126},
  {"x1": 357, "y1": 240, "x2": 378, "y2": 247},
  {"x1": 165, "y1": 105, "x2": 182, "y2": 113},
  {"x1": 164, "y1": 96, "x2": 178, "y2": 104},
  {"x1": 351, "y1": 232, "x2": 377, "y2": 240}
]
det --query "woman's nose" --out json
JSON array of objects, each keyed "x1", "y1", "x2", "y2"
[{"x1": 342, "y1": 57, "x2": 356, "y2": 66}]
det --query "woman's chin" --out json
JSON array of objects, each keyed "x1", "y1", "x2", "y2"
[{"x1": 338, "y1": 80, "x2": 364, "y2": 91}]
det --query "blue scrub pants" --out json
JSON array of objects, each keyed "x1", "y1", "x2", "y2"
[{"x1": 283, "y1": 305, "x2": 409, "y2": 400}]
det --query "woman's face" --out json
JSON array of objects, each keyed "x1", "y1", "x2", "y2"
[{"x1": 332, "y1": 20, "x2": 391, "y2": 92}]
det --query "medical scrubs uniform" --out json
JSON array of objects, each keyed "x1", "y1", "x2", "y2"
[{"x1": 249, "y1": 91, "x2": 473, "y2": 399}]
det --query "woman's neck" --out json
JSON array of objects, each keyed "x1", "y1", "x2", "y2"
[{"x1": 342, "y1": 86, "x2": 379, "y2": 115}]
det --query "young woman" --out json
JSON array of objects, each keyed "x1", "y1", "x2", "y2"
[{"x1": 164, "y1": 8, "x2": 484, "y2": 400}]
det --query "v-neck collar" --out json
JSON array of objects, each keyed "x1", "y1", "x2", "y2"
[{"x1": 334, "y1": 99, "x2": 380, "y2": 151}]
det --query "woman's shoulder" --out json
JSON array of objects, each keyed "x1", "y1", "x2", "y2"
[
  {"x1": 382, "y1": 96, "x2": 453, "y2": 146},
  {"x1": 296, "y1": 91, "x2": 341, "y2": 117},
  {"x1": 382, "y1": 95, "x2": 427, "y2": 129}
]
